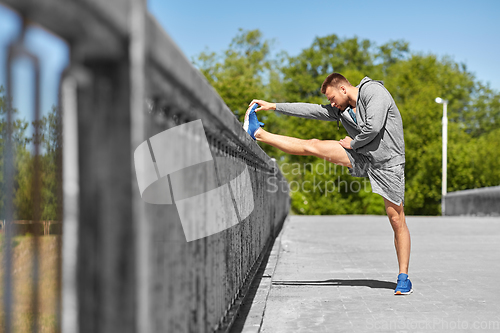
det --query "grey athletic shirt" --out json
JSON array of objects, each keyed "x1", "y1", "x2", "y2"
[{"x1": 275, "y1": 77, "x2": 405, "y2": 168}]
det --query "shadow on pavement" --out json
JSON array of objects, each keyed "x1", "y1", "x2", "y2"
[{"x1": 272, "y1": 279, "x2": 397, "y2": 290}]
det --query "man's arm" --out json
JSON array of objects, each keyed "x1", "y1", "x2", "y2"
[
  {"x1": 250, "y1": 99, "x2": 340, "y2": 122},
  {"x1": 350, "y1": 84, "x2": 391, "y2": 150}
]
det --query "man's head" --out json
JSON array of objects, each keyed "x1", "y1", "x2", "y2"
[{"x1": 321, "y1": 73, "x2": 352, "y2": 111}]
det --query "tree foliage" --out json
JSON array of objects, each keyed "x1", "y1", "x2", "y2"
[
  {"x1": 194, "y1": 29, "x2": 277, "y2": 121},
  {"x1": 195, "y1": 30, "x2": 500, "y2": 216},
  {"x1": 0, "y1": 86, "x2": 31, "y2": 219},
  {"x1": 1, "y1": 87, "x2": 61, "y2": 221},
  {"x1": 2, "y1": 29, "x2": 499, "y2": 219}
]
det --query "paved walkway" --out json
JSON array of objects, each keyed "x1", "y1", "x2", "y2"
[{"x1": 232, "y1": 215, "x2": 500, "y2": 333}]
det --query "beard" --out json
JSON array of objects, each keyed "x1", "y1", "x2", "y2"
[{"x1": 339, "y1": 104, "x2": 349, "y2": 111}]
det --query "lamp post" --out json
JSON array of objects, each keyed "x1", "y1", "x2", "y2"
[{"x1": 435, "y1": 97, "x2": 448, "y2": 216}]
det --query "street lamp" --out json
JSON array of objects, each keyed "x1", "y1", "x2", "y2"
[{"x1": 435, "y1": 97, "x2": 448, "y2": 216}]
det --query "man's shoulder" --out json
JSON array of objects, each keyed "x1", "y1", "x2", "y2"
[
  {"x1": 360, "y1": 80, "x2": 385, "y2": 92},
  {"x1": 359, "y1": 81, "x2": 390, "y2": 102}
]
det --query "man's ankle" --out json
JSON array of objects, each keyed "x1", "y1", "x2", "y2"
[{"x1": 254, "y1": 127, "x2": 263, "y2": 140}]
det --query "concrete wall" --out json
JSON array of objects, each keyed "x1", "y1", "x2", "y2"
[
  {"x1": 138, "y1": 16, "x2": 290, "y2": 333},
  {"x1": 1, "y1": 0, "x2": 290, "y2": 332},
  {"x1": 444, "y1": 186, "x2": 500, "y2": 216}
]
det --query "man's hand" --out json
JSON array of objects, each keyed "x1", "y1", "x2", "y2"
[
  {"x1": 249, "y1": 99, "x2": 276, "y2": 112},
  {"x1": 339, "y1": 136, "x2": 353, "y2": 149}
]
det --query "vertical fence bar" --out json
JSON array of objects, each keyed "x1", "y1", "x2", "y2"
[
  {"x1": 4, "y1": 32, "x2": 16, "y2": 333},
  {"x1": 6, "y1": 22, "x2": 43, "y2": 333},
  {"x1": 60, "y1": 73, "x2": 80, "y2": 333},
  {"x1": 129, "y1": 0, "x2": 149, "y2": 332},
  {"x1": 55, "y1": 70, "x2": 65, "y2": 333},
  {"x1": 4, "y1": 24, "x2": 38, "y2": 333},
  {"x1": 30, "y1": 41, "x2": 42, "y2": 333}
]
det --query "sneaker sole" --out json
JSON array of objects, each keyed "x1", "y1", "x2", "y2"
[
  {"x1": 394, "y1": 288, "x2": 413, "y2": 295},
  {"x1": 243, "y1": 104, "x2": 259, "y2": 138}
]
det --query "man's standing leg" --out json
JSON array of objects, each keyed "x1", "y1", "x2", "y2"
[
  {"x1": 255, "y1": 124, "x2": 413, "y2": 275},
  {"x1": 384, "y1": 199, "x2": 411, "y2": 274}
]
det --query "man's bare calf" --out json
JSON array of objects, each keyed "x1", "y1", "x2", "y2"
[{"x1": 254, "y1": 127, "x2": 411, "y2": 277}]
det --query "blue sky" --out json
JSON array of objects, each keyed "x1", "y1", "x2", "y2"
[
  {"x1": 148, "y1": 0, "x2": 500, "y2": 91},
  {"x1": 0, "y1": 4, "x2": 68, "y2": 144}
]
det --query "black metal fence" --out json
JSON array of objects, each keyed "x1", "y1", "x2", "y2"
[{"x1": 1, "y1": 1, "x2": 290, "y2": 332}]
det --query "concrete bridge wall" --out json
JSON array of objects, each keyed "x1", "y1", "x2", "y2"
[
  {"x1": 444, "y1": 186, "x2": 500, "y2": 216},
  {"x1": 1, "y1": 1, "x2": 290, "y2": 332}
]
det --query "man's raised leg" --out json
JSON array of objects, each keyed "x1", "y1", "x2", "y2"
[{"x1": 254, "y1": 128, "x2": 352, "y2": 167}]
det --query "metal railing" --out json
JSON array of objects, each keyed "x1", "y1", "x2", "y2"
[
  {"x1": 1, "y1": 1, "x2": 290, "y2": 332},
  {"x1": 1, "y1": 220, "x2": 62, "y2": 236},
  {"x1": 2, "y1": 15, "x2": 55, "y2": 333}
]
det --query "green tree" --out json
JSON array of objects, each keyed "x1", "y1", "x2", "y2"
[
  {"x1": 1, "y1": 86, "x2": 61, "y2": 221},
  {"x1": 383, "y1": 54, "x2": 500, "y2": 214},
  {"x1": 39, "y1": 106, "x2": 62, "y2": 220},
  {"x1": 17, "y1": 106, "x2": 62, "y2": 220},
  {"x1": 13, "y1": 147, "x2": 34, "y2": 219},
  {"x1": 461, "y1": 82, "x2": 500, "y2": 137},
  {"x1": 195, "y1": 30, "x2": 500, "y2": 216},
  {"x1": 194, "y1": 29, "x2": 279, "y2": 121},
  {"x1": 274, "y1": 35, "x2": 411, "y2": 215},
  {"x1": 0, "y1": 86, "x2": 31, "y2": 219},
  {"x1": 282, "y1": 34, "x2": 378, "y2": 104},
  {"x1": 193, "y1": 28, "x2": 289, "y2": 159}
]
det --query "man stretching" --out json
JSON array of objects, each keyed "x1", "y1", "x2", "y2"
[{"x1": 244, "y1": 73, "x2": 412, "y2": 295}]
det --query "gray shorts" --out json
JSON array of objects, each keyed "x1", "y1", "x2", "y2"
[{"x1": 345, "y1": 149, "x2": 405, "y2": 206}]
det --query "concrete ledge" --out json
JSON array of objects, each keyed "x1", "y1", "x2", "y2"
[
  {"x1": 0, "y1": 2, "x2": 291, "y2": 332},
  {"x1": 444, "y1": 186, "x2": 500, "y2": 216}
]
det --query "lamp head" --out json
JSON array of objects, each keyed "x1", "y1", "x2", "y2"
[{"x1": 435, "y1": 97, "x2": 448, "y2": 104}]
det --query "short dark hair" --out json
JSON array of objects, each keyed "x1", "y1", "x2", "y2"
[{"x1": 321, "y1": 73, "x2": 351, "y2": 94}]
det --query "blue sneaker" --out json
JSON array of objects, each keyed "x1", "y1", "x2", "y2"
[
  {"x1": 394, "y1": 273, "x2": 413, "y2": 295},
  {"x1": 243, "y1": 103, "x2": 264, "y2": 140}
]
